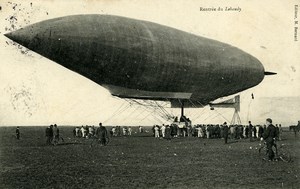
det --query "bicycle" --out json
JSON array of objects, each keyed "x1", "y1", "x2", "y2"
[{"x1": 258, "y1": 139, "x2": 291, "y2": 162}]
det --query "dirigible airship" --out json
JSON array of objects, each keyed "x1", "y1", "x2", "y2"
[{"x1": 4, "y1": 15, "x2": 274, "y2": 111}]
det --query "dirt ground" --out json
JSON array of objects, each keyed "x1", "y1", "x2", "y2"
[{"x1": 0, "y1": 126, "x2": 299, "y2": 189}]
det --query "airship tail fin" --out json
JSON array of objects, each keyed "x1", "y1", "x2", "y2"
[{"x1": 264, "y1": 71, "x2": 277, "y2": 75}]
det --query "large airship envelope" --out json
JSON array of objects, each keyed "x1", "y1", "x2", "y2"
[{"x1": 4, "y1": 15, "x2": 266, "y2": 107}]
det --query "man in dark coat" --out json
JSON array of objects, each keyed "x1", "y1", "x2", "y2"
[
  {"x1": 173, "y1": 124, "x2": 178, "y2": 137},
  {"x1": 223, "y1": 122, "x2": 229, "y2": 144},
  {"x1": 96, "y1": 123, "x2": 109, "y2": 146},
  {"x1": 253, "y1": 126, "x2": 257, "y2": 139},
  {"x1": 16, "y1": 126, "x2": 20, "y2": 140},
  {"x1": 45, "y1": 126, "x2": 51, "y2": 145},
  {"x1": 263, "y1": 125, "x2": 267, "y2": 134},
  {"x1": 249, "y1": 121, "x2": 253, "y2": 141},
  {"x1": 165, "y1": 125, "x2": 171, "y2": 140},
  {"x1": 240, "y1": 125, "x2": 244, "y2": 139},
  {"x1": 49, "y1": 125, "x2": 54, "y2": 144},
  {"x1": 215, "y1": 125, "x2": 221, "y2": 138},
  {"x1": 263, "y1": 118, "x2": 277, "y2": 161},
  {"x1": 245, "y1": 126, "x2": 249, "y2": 139},
  {"x1": 258, "y1": 125, "x2": 264, "y2": 138}
]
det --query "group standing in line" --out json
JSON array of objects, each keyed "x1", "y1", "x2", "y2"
[{"x1": 151, "y1": 121, "x2": 283, "y2": 144}]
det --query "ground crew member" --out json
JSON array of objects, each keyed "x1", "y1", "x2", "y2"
[
  {"x1": 249, "y1": 121, "x2": 253, "y2": 141},
  {"x1": 223, "y1": 122, "x2": 229, "y2": 144},
  {"x1": 96, "y1": 123, "x2": 109, "y2": 146},
  {"x1": 16, "y1": 126, "x2": 20, "y2": 140},
  {"x1": 45, "y1": 126, "x2": 51, "y2": 145},
  {"x1": 263, "y1": 118, "x2": 277, "y2": 161}
]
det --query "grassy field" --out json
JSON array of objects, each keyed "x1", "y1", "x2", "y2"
[{"x1": 0, "y1": 126, "x2": 299, "y2": 189}]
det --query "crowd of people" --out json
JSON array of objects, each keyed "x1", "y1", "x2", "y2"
[
  {"x1": 72, "y1": 123, "x2": 109, "y2": 146},
  {"x1": 70, "y1": 121, "x2": 283, "y2": 145},
  {"x1": 13, "y1": 117, "x2": 291, "y2": 161},
  {"x1": 12, "y1": 116, "x2": 287, "y2": 162},
  {"x1": 110, "y1": 126, "x2": 133, "y2": 136},
  {"x1": 72, "y1": 125, "x2": 139, "y2": 138},
  {"x1": 150, "y1": 118, "x2": 285, "y2": 161},
  {"x1": 73, "y1": 125, "x2": 97, "y2": 138},
  {"x1": 151, "y1": 121, "x2": 283, "y2": 142}
]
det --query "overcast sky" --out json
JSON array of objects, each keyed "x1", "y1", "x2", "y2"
[{"x1": 0, "y1": 0, "x2": 299, "y2": 126}]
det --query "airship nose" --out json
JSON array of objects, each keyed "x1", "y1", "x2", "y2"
[
  {"x1": 4, "y1": 31, "x2": 18, "y2": 43},
  {"x1": 4, "y1": 26, "x2": 48, "y2": 54},
  {"x1": 4, "y1": 29, "x2": 31, "y2": 47},
  {"x1": 4, "y1": 31, "x2": 12, "y2": 39}
]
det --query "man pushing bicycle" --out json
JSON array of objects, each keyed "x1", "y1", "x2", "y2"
[{"x1": 263, "y1": 118, "x2": 278, "y2": 161}]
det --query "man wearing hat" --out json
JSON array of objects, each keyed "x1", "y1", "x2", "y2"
[
  {"x1": 248, "y1": 121, "x2": 253, "y2": 141},
  {"x1": 96, "y1": 123, "x2": 109, "y2": 146},
  {"x1": 16, "y1": 126, "x2": 20, "y2": 140},
  {"x1": 223, "y1": 122, "x2": 229, "y2": 144},
  {"x1": 263, "y1": 118, "x2": 277, "y2": 161}
]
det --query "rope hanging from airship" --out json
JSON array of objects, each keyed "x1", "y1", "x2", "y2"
[
  {"x1": 136, "y1": 102, "x2": 166, "y2": 123},
  {"x1": 119, "y1": 96, "x2": 236, "y2": 125},
  {"x1": 246, "y1": 93, "x2": 255, "y2": 121},
  {"x1": 191, "y1": 100, "x2": 209, "y2": 121},
  {"x1": 202, "y1": 108, "x2": 232, "y2": 123},
  {"x1": 142, "y1": 100, "x2": 174, "y2": 122},
  {"x1": 213, "y1": 109, "x2": 231, "y2": 123},
  {"x1": 102, "y1": 98, "x2": 175, "y2": 124},
  {"x1": 128, "y1": 97, "x2": 234, "y2": 124},
  {"x1": 102, "y1": 100, "x2": 131, "y2": 123},
  {"x1": 131, "y1": 99, "x2": 174, "y2": 120},
  {"x1": 134, "y1": 101, "x2": 167, "y2": 124},
  {"x1": 137, "y1": 108, "x2": 164, "y2": 125},
  {"x1": 155, "y1": 101, "x2": 175, "y2": 120}
]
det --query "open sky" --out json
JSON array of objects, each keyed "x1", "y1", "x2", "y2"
[{"x1": 0, "y1": 0, "x2": 299, "y2": 126}]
